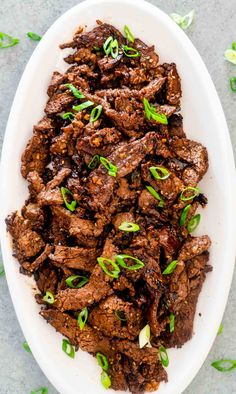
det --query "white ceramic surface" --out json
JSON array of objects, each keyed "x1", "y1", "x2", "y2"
[{"x1": 0, "y1": 0, "x2": 236, "y2": 393}]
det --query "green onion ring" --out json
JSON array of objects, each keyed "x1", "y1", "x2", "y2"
[
  {"x1": 179, "y1": 204, "x2": 191, "y2": 225},
  {"x1": 187, "y1": 214, "x2": 201, "y2": 233},
  {"x1": 149, "y1": 166, "x2": 170, "y2": 180},
  {"x1": 180, "y1": 186, "x2": 200, "y2": 201},
  {"x1": 139, "y1": 324, "x2": 151, "y2": 348},
  {"x1": 88, "y1": 154, "x2": 100, "y2": 170},
  {"x1": 60, "y1": 187, "x2": 77, "y2": 212},
  {"x1": 97, "y1": 257, "x2": 120, "y2": 278},
  {"x1": 232, "y1": 42, "x2": 236, "y2": 51},
  {"x1": 169, "y1": 313, "x2": 175, "y2": 333},
  {"x1": 118, "y1": 221, "x2": 140, "y2": 232},
  {"x1": 230, "y1": 77, "x2": 236, "y2": 92},
  {"x1": 225, "y1": 49, "x2": 236, "y2": 65},
  {"x1": 0, "y1": 266, "x2": 5, "y2": 277},
  {"x1": 162, "y1": 260, "x2": 178, "y2": 275},
  {"x1": 115, "y1": 254, "x2": 144, "y2": 270},
  {"x1": 30, "y1": 387, "x2": 48, "y2": 394},
  {"x1": 110, "y1": 39, "x2": 119, "y2": 59},
  {"x1": 65, "y1": 83, "x2": 85, "y2": 99},
  {"x1": 90, "y1": 105, "x2": 103, "y2": 122},
  {"x1": 60, "y1": 112, "x2": 75, "y2": 122},
  {"x1": 124, "y1": 25, "x2": 135, "y2": 43},
  {"x1": 159, "y1": 345, "x2": 169, "y2": 367},
  {"x1": 0, "y1": 32, "x2": 19, "y2": 48},
  {"x1": 114, "y1": 310, "x2": 127, "y2": 321},
  {"x1": 65, "y1": 275, "x2": 88, "y2": 289},
  {"x1": 103, "y1": 36, "x2": 113, "y2": 55},
  {"x1": 143, "y1": 98, "x2": 168, "y2": 125},
  {"x1": 73, "y1": 100, "x2": 94, "y2": 112},
  {"x1": 77, "y1": 307, "x2": 88, "y2": 330},
  {"x1": 22, "y1": 341, "x2": 32, "y2": 354},
  {"x1": 211, "y1": 359, "x2": 236, "y2": 372},
  {"x1": 27, "y1": 32, "x2": 42, "y2": 41},
  {"x1": 100, "y1": 156, "x2": 118, "y2": 177},
  {"x1": 217, "y1": 323, "x2": 224, "y2": 335},
  {"x1": 101, "y1": 370, "x2": 111, "y2": 389},
  {"x1": 42, "y1": 291, "x2": 55, "y2": 304},
  {"x1": 122, "y1": 45, "x2": 140, "y2": 58},
  {"x1": 96, "y1": 352, "x2": 109, "y2": 371},
  {"x1": 146, "y1": 185, "x2": 164, "y2": 207},
  {"x1": 62, "y1": 338, "x2": 75, "y2": 358}
]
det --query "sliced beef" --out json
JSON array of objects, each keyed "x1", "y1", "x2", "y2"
[
  {"x1": 166, "y1": 63, "x2": 182, "y2": 106},
  {"x1": 49, "y1": 245, "x2": 98, "y2": 272},
  {"x1": 21, "y1": 131, "x2": 49, "y2": 178}
]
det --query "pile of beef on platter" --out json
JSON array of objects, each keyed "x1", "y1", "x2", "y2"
[{"x1": 6, "y1": 21, "x2": 212, "y2": 394}]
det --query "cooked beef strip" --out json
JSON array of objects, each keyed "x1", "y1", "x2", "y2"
[{"x1": 6, "y1": 21, "x2": 211, "y2": 394}]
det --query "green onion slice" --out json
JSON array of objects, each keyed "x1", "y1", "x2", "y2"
[
  {"x1": 62, "y1": 338, "x2": 75, "y2": 358},
  {"x1": 114, "y1": 310, "x2": 127, "y2": 321},
  {"x1": 93, "y1": 46, "x2": 100, "y2": 51},
  {"x1": 169, "y1": 313, "x2": 175, "y2": 333},
  {"x1": 27, "y1": 32, "x2": 42, "y2": 41},
  {"x1": 149, "y1": 166, "x2": 170, "y2": 180},
  {"x1": 97, "y1": 257, "x2": 120, "y2": 278},
  {"x1": 60, "y1": 187, "x2": 77, "y2": 212},
  {"x1": 103, "y1": 36, "x2": 113, "y2": 55},
  {"x1": 110, "y1": 38, "x2": 119, "y2": 59},
  {"x1": 170, "y1": 10, "x2": 195, "y2": 30},
  {"x1": 31, "y1": 387, "x2": 48, "y2": 394},
  {"x1": 115, "y1": 254, "x2": 144, "y2": 270},
  {"x1": 66, "y1": 275, "x2": 88, "y2": 289},
  {"x1": 225, "y1": 49, "x2": 236, "y2": 65},
  {"x1": 65, "y1": 83, "x2": 85, "y2": 99},
  {"x1": 0, "y1": 266, "x2": 5, "y2": 277},
  {"x1": 162, "y1": 260, "x2": 178, "y2": 275},
  {"x1": 100, "y1": 156, "x2": 118, "y2": 177},
  {"x1": 187, "y1": 214, "x2": 201, "y2": 233},
  {"x1": 143, "y1": 98, "x2": 168, "y2": 125},
  {"x1": 60, "y1": 112, "x2": 75, "y2": 122},
  {"x1": 146, "y1": 185, "x2": 164, "y2": 207},
  {"x1": 90, "y1": 105, "x2": 103, "y2": 122},
  {"x1": 180, "y1": 186, "x2": 200, "y2": 201},
  {"x1": 96, "y1": 352, "x2": 109, "y2": 371},
  {"x1": 124, "y1": 25, "x2": 135, "y2": 43},
  {"x1": 88, "y1": 155, "x2": 100, "y2": 170},
  {"x1": 179, "y1": 204, "x2": 191, "y2": 226},
  {"x1": 122, "y1": 45, "x2": 140, "y2": 58},
  {"x1": 42, "y1": 291, "x2": 55, "y2": 304},
  {"x1": 232, "y1": 42, "x2": 236, "y2": 51},
  {"x1": 139, "y1": 324, "x2": 151, "y2": 348},
  {"x1": 159, "y1": 345, "x2": 169, "y2": 367},
  {"x1": 0, "y1": 32, "x2": 19, "y2": 48},
  {"x1": 22, "y1": 341, "x2": 32, "y2": 354},
  {"x1": 101, "y1": 370, "x2": 111, "y2": 389},
  {"x1": 118, "y1": 221, "x2": 140, "y2": 232},
  {"x1": 73, "y1": 100, "x2": 94, "y2": 112},
  {"x1": 78, "y1": 307, "x2": 88, "y2": 330},
  {"x1": 211, "y1": 359, "x2": 236, "y2": 372},
  {"x1": 217, "y1": 323, "x2": 224, "y2": 335},
  {"x1": 230, "y1": 77, "x2": 236, "y2": 92}
]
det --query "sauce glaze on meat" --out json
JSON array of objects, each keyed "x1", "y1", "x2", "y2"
[{"x1": 6, "y1": 21, "x2": 211, "y2": 393}]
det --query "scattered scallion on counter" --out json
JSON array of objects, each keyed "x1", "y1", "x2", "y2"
[
  {"x1": 180, "y1": 186, "x2": 200, "y2": 201},
  {"x1": 42, "y1": 291, "x2": 55, "y2": 304},
  {"x1": 143, "y1": 98, "x2": 168, "y2": 125},
  {"x1": 90, "y1": 104, "x2": 103, "y2": 122},
  {"x1": 88, "y1": 154, "x2": 100, "y2": 170},
  {"x1": 118, "y1": 221, "x2": 140, "y2": 232},
  {"x1": 62, "y1": 338, "x2": 75, "y2": 358},
  {"x1": 149, "y1": 166, "x2": 170, "y2": 180},
  {"x1": 65, "y1": 83, "x2": 85, "y2": 99},
  {"x1": 73, "y1": 100, "x2": 94, "y2": 112},
  {"x1": 0, "y1": 266, "x2": 5, "y2": 277},
  {"x1": 162, "y1": 260, "x2": 178, "y2": 275},
  {"x1": 224, "y1": 49, "x2": 236, "y2": 65},
  {"x1": 96, "y1": 352, "x2": 109, "y2": 371},
  {"x1": 146, "y1": 185, "x2": 165, "y2": 207},
  {"x1": 101, "y1": 370, "x2": 111, "y2": 389},
  {"x1": 78, "y1": 307, "x2": 88, "y2": 330},
  {"x1": 60, "y1": 112, "x2": 75, "y2": 122},
  {"x1": 217, "y1": 323, "x2": 224, "y2": 335},
  {"x1": 97, "y1": 257, "x2": 120, "y2": 278},
  {"x1": 187, "y1": 213, "x2": 201, "y2": 233},
  {"x1": 66, "y1": 275, "x2": 88, "y2": 289},
  {"x1": 139, "y1": 324, "x2": 151, "y2": 348},
  {"x1": 60, "y1": 187, "x2": 77, "y2": 212},
  {"x1": 230, "y1": 77, "x2": 236, "y2": 92},
  {"x1": 170, "y1": 10, "x2": 195, "y2": 30},
  {"x1": 159, "y1": 345, "x2": 169, "y2": 367},
  {"x1": 179, "y1": 204, "x2": 191, "y2": 226},
  {"x1": 211, "y1": 359, "x2": 236, "y2": 372},
  {"x1": 27, "y1": 32, "x2": 42, "y2": 41},
  {"x1": 22, "y1": 341, "x2": 32, "y2": 354},
  {"x1": 100, "y1": 156, "x2": 118, "y2": 177},
  {"x1": 169, "y1": 313, "x2": 175, "y2": 333},
  {"x1": 124, "y1": 25, "x2": 135, "y2": 43},
  {"x1": 114, "y1": 310, "x2": 127, "y2": 321},
  {"x1": 30, "y1": 387, "x2": 48, "y2": 394},
  {"x1": 0, "y1": 32, "x2": 19, "y2": 48},
  {"x1": 115, "y1": 254, "x2": 144, "y2": 270},
  {"x1": 122, "y1": 45, "x2": 140, "y2": 58}
]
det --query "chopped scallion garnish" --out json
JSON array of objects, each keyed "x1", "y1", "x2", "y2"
[
  {"x1": 66, "y1": 275, "x2": 88, "y2": 289},
  {"x1": 118, "y1": 222, "x2": 140, "y2": 232},
  {"x1": 225, "y1": 49, "x2": 236, "y2": 65},
  {"x1": 146, "y1": 185, "x2": 164, "y2": 207},
  {"x1": 162, "y1": 260, "x2": 178, "y2": 275},
  {"x1": 149, "y1": 166, "x2": 170, "y2": 180},
  {"x1": 170, "y1": 10, "x2": 195, "y2": 30},
  {"x1": 22, "y1": 341, "x2": 32, "y2": 354},
  {"x1": 180, "y1": 186, "x2": 200, "y2": 201},
  {"x1": 179, "y1": 204, "x2": 191, "y2": 226},
  {"x1": 90, "y1": 105, "x2": 103, "y2": 122},
  {"x1": 73, "y1": 100, "x2": 94, "y2": 112},
  {"x1": 42, "y1": 291, "x2": 55, "y2": 304},
  {"x1": 103, "y1": 36, "x2": 119, "y2": 58},
  {"x1": 0, "y1": 32, "x2": 19, "y2": 48},
  {"x1": 27, "y1": 32, "x2": 42, "y2": 41},
  {"x1": 101, "y1": 370, "x2": 111, "y2": 389},
  {"x1": 114, "y1": 310, "x2": 127, "y2": 321},
  {"x1": 122, "y1": 45, "x2": 140, "y2": 58},
  {"x1": 97, "y1": 257, "x2": 120, "y2": 278},
  {"x1": 115, "y1": 254, "x2": 144, "y2": 270},
  {"x1": 211, "y1": 359, "x2": 236, "y2": 372},
  {"x1": 60, "y1": 112, "x2": 75, "y2": 122},
  {"x1": 30, "y1": 387, "x2": 48, "y2": 394},
  {"x1": 230, "y1": 77, "x2": 236, "y2": 92},
  {"x1": 103, "y1": 36, "x2": 113, "y2": 55},
  {"x1": 78, "y1": 307, "x2": 88, "y2": 330},
  {"x1": 60, "y1": 187, "x2": 77, "y2": 212},
  {"x1": 124, "y1": 25, "x2": 135, "y2": 43},
  {"x1": 159, "y1": 345, "x2": 169, "y2": 367},
  {"x1": 169, "y1": 313, "x2": 175, "y2": 333},
  {"x1": 88, "y1": 155, "x2": 100, "y2": 170},
  {"x1": 65, "y1": 83, "x2": 85, "y2": 99},
  {"x1": 139, "y1": 324, "x2": 151, "y2": 348},
  {"x1": 187, "y1": 214, "x2": 201, "y2": 233},
  {"x1": 100, "y1": 156, "x2": 118, "y2": 177},
  {"x1": 62, "y1": 338, "x2": 75, "y2": 358},
  {"x1": 143, "y1": 98, "x2": 168, "y2": 125},
  {"x1": 96, "y1": 352, "x2": 109, "y2": 371}
]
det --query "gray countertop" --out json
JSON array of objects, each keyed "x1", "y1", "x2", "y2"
[{"x1": 0, "y1": 1, "x2": 236, "y2": 393}]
